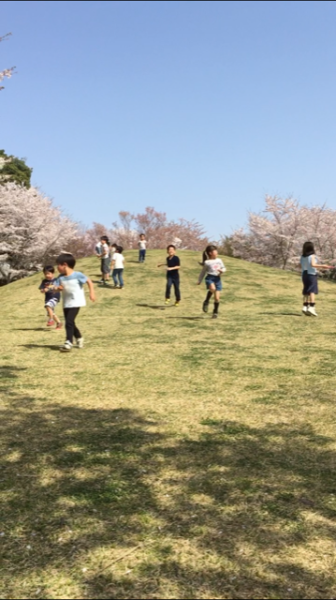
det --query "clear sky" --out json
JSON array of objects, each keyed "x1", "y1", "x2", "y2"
[{"x1": 1, "y1": 0, "x2": 336, "y2": 239}]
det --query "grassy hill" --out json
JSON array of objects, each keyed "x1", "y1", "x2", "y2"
[{"x1": 1, "y1": 250, "x2": 336, "y2": 599}]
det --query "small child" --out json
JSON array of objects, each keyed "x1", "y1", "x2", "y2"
[
  {"x1": 300, "y1": 241, "x2": 331, "y2": 317},
  {"x1": 197, "y1": 245, "x2": 226, "y2": 319},
  {"x1": 100, "y1": 236, "x2": 111, "y2": 285},
  {"x1": 138, "y1": 234, "x2": 147, "y2": 263},
  {"x1": 54, "y1": 253, "x2": 95, "y2": 352},
  {"x1": 111, "y1": 245, "x2": 125, "y2": 288},
  {"x1": 39, "y1": 266, "x2": 62, "y2": 329},
  {"x1": 157, "y1": 245, "x2": 181, "y2": 306}
]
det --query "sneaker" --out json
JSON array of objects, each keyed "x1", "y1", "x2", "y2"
[
  {"x1": 47, "y1": 319, "x2": 54, "y2": 327},
  {"x1": 212, "y1": 313, "x2": 218, "y2": 319},
  {"x1": 302, "y1": 306, "x2": 309, "y2": 315},
  {"x1": 60, "y1": 341, "x2": 72, "y2": 352},
  {"x1": 55, "y1": 322, "x2": 63, "y2": 330},
  {"x1": 76, "y1": 337, "x2": 84, "y2": 349},
  {"x1": 202, "y1": 301, "x2": 209, "y2": 313},
  {"x1": 165, "y1": 299, "x2": 171, "y2": 305},
  {"x1": 175, "y1": 301, "x2": 180, "y2": 306},
  {"x1": 307, "y1": 306, "x2": 318, "y2": 317}
]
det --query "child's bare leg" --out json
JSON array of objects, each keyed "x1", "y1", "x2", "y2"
[
  {"x1": 309, "y1": 293, "x2": 315, "y2": 304},
  {"x1": 53, "y1": 312, "x2": 61, "y2": 325},
  {"x1": 46, "y1": 307, "x2": 54, "y2": 321}
]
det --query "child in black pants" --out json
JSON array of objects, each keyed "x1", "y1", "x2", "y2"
[
  {"x1": 158, "y1": 245, "x2": 181, "y2": 306},
  {"x1": 54, "y1": 253, "x2": 95, "y2": 352}
]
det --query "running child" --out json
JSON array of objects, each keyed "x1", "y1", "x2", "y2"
[
  {"x1": 138, "y1": 234, "x2": 147, "y2": 263},
  {"x1": 54, "y1": 253, "x2": 95, "y2": 352},
  {"x1": 111, "y1": 245, "x2": 125, "y2": 289},
  {"x1": 157, "y1": 245, "x2": 181, "y2": 306},
  {"x1": 300, "y1": 241, "x2": 332, "y2": 317},
  {"x1": 197, "y1": 245, "x2": 226, "y2": 319},
  {"x1": 39, "y1": 266, "x2": 62, "y2": 329}
]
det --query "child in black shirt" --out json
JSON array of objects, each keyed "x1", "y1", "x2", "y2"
[
  {"x1": 39, "y1": 266, "x2": 62, "y2": 329},
  {"x1": 158, "y1": 245, "x2": 181, "y2": 306}
]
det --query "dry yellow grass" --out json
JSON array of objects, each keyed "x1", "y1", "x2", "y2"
[{"x1": 1, "y1": 251, "x2": 336, "y2": 599}]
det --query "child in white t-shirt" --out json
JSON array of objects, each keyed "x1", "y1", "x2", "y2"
[
  {"x1": 138, "y1": 234, "x2": 147, "y2": 263},
  {"x1": 111, "y1": 245, "x2": 125, "y2": 288},
  {"x1": 54, "y1": 253, "x2": 95, "y2": 352},
  {"x1": 197, "y1": 245, "x2": 226, "y2": 319}
]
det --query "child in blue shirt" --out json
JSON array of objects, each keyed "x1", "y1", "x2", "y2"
[
  {"x1": 300, "y1": 241, "x2": 331, "y2": 317},
  {"x1": 39, "y1": 266, "x2": 62, "y2": 329}
]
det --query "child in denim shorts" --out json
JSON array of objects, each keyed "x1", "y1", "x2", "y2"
[{"x1": 197, "y1": 245, "x2": 226, "y2": 319}]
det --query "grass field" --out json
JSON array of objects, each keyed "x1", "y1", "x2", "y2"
[{"x1": 1, "y1": 250, "x2": 336, "y2": 600}]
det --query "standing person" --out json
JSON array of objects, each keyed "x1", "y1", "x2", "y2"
[
  {"x1": 197, "y1": 245, "x2": 226, "y2": 319},
  {"x1": 54, "y1": 253, "x2": 95, "y2": 352},
  {"x1": 111, "y1": 245, "x2": 125, "y2": 289},
  {"x1": 38, "y1": 266, "x2": 62, "y2": 329},
  {"x1": 95, "y1": 238, "x2": 104, "y2": 282},
  {"x1": 138, "y1": 234, "x2": 147, "y2": 263},
  {"x1": 300, "y1": 242, "x2": 331, "y2": 317},
  {"x1": 157, "y1": 245, "x2": 181, "y2": 306},
  {"x1": 100, "y1": 236, "x2": 111, "y2": 285}
]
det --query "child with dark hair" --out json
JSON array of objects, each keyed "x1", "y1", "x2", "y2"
[
  {"x1": 100, "y1": 236, "x2": 111, "y2": 285},
  {"x1": 111, "y1": 245, "x2": 125, "y2": 288},
  {"x1": 157, "y1": 245, "x2": 181, "y2": 306},
  {"x1": 138, "y1": 234, "x2": 147, "y2": 263},
  {"x1": 197, "y1": 245, "x2": 226, "y2": 319},
  {"x1": 39, "y1": 266, "x2": 62, "y2": 329},
  {"x1": 300, "y1": 241, "x2": 331, "y2": 317},
  {"x1": 54, "y1": 253, "x2": 95, "y2": 352}
]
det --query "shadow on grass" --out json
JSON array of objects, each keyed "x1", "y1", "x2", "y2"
[
  {"x1": 136, "y1": 303, "x2": 167, "y2": 310},
  {"x1": 14, "y1": 328, "x2": 49, "y2": 332},
  {"x1": 18, "y1": 344, "x2": 61, "y2": 351},
  {"x1": 1, "y1": 383, "x2": 336, "y2": 597},
  {"x1": 260, "y1": 312, "x2": 303, "y2": 317},
  {"x1": 167, "y1": 316, "x2": 204, "y2": 321}
]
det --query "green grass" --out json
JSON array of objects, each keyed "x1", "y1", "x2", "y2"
[{"x1": 1, "y1": 250, "x2": 336, "y2": 599}]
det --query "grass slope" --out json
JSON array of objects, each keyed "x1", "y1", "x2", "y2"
[{"x1": 1, "y1": 251, "x2": 336, "y2": 600}]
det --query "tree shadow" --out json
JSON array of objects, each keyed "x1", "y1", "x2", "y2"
[{"x1": 1, "y1": 388, "x2": 336, "y2": 598}]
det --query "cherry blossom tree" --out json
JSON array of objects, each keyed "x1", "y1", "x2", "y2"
[
  {"x1": 0, "y1": 183, "x2": 78, "y2": 284},
  {"x1": 230, "y1": 195, "x2": 336, "y2": 270},
  {"x1": 110, "y1": 208, "x2": 208, "y2": 250},
  {"x1": 0, "y1": 34, "x2": 15, "y2": 91}
]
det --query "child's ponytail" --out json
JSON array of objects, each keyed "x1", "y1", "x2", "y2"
[{"x1": 202, "y1": 244, "x2": 218, "y2": 265}]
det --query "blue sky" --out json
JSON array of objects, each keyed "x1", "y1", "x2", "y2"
[{"x1": 1, "y1": 0, "x2": 336, "y2": 239}]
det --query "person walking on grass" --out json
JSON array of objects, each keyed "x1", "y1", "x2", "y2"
[
  {"x1": 300, "y1": 241, "x2": 332, "y2": 317},
  {"x1": 111, "y1": 245, "x2": 125, "y2": 289},
  {"x1": 197, "y1": 245, "x2": 226, "y2": 319},
  {"x1": 157, "y1": 245, "x2": 181, "y2": 306},
  {"x1": 39, "y1": 266, "x2": 62, "y2": 330},
  {"x1": 138, "y1": 234, "x2": 147, "y2": 263},
  {"x1": 54, "y1": 253, "x2": 95, "y2": 352},
  {"x1": 100, "y1": 236, "x2": 111, "y2": 285}
]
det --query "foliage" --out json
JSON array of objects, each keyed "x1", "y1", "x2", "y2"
[
  {"x1": 217, "y1": 234, "x2": 234, "y2": 257},
  {"x1": 0, "y1": 33, "x2": 15, "y2": 91},
  {"x1": 0, "y1": 149, "x2": 32, "y2": 188},
  {"x1": 231, "y1": 195, "x2": 336, "y2": 269},
  {"x1": 0, "y1": 182, "x2": 78, "y2": 284}
]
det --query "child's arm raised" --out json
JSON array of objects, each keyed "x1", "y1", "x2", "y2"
[
  {"x1": 311, "y1": 256, "x2": 333, "y2": 269},
  {"x1": 86, "y1": 278, "x2": 96, "y2": 302}
]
